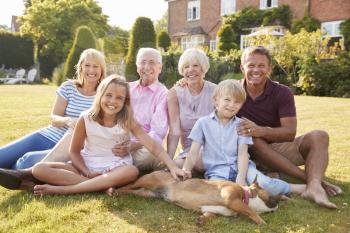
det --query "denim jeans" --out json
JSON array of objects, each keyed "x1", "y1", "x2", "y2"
[
  {"x1": 208, "y1": 161, "x2": 291, "y2": 196},
  {"x1": 0, "y1": 132, "x2": 56, "y2": 169}
]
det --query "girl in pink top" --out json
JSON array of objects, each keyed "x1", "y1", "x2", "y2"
[{"x1": 32, "y1": 75, "x2": 188, "y2": 196}]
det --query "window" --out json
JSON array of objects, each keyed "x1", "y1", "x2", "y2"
[
  {"x1": 321, "y1": 21, "x2": 344, "y2": 37},
  {"x1": 210, "y1": 39, "x2": 217, "y2": 51},
  {"x1": 260, "y1": 0, "x2": 278, "y2": 9},
  {"x1": 187, "y1": 0, "x2": 200, "y2": 21},
  {"x1": 181, "y1": 35, "x2": 205, "y2": 50},
  {"x1": 221, "y1": 0, "x2": 236, "y2": 16}
]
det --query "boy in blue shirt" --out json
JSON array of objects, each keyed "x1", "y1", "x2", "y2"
[{"x1": 183, "y1": 79, "x2": 306, "y2": 196}]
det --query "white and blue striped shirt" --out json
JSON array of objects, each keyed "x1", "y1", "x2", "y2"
[{"x1": 38, "y1": 80, "x2": 95, "y2": 143}]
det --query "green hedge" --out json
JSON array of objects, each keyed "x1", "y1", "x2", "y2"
[{"x1": 0, "y1": 30, "x2": 34, "y2": 69}]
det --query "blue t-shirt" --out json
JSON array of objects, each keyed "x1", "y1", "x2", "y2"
[
  {"x1": 189, "y1": 112, "x2": 253, "y2": 179},
  {"x1": 38, "y1": 81, "x2": 95, "y2": 143}
]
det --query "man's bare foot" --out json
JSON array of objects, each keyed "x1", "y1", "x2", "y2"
[
  {"x1": 302, "y1": 181, "x2": 337, "y2": 209},
  {"x1": 322, "y1": 180, "x2": 343, "y2": 196},
  {"x1": 33, "y1": 184, "x2": 64, "y2": 196}
]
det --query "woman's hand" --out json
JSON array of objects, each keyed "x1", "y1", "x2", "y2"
[
  {"x1": 83, "y1": 170, "x2": 102, "y2": 179},
  {"x1": 169, "y1": 165, "x2": 191, "y2": 181}
]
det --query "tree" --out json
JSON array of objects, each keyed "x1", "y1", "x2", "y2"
[
  {"x1": 125, "y1": 17, "x2": 156, "y2": 81},
  {"x1": 217, "y1": 24, "x2": 236, "y2": 54},
  {"x1": 19, "y1": 0, "x2": 109, "y2": 77},
  {"x1": 157, "y1": 31, "x2": 171, "y2": 52},
  {"x1": 291, "y1": 15, "x2": 320, "y2": 34},
  {"x1": 103, "y1": 26, "x2": 129, "y2": 56},
  {"x1": 154, "y1": 11, "x2": 168, "y2": 35},
  {"x1": 63, "y1": 26, "x2": 97, "y2": 79}
]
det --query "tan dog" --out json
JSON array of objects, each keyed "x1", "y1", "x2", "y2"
[{"x1": 116, "y1": 170, "x2": 279, "y2": 225}]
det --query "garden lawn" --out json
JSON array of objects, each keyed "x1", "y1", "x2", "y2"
[{"x1": 0, "y1": 85, "x2": 349, "y2": 233}]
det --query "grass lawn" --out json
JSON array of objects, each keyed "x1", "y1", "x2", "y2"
[{"x1": 0, "y1": 85, "x2": 349, "y2": 233}]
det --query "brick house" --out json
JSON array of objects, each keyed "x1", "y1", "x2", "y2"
[{"x1": 166, "y1": 0, "x2": 350, "y2": 50}]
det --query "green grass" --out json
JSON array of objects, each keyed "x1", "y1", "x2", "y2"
[{"x1": 0, "y1": 85, "x2": 349, "y2": 233}]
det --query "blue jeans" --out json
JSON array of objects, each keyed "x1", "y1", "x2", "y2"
[
  {"x1": 0, "y1": 132, "x2": 56, "y2": 169},
  {"x1": 208, "y1": 161, "x2": 291, "y2": 196}
]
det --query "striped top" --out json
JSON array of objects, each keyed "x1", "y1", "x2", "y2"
[{"x1": 38, "y1": 81, "x2": 96, "y2": 143}]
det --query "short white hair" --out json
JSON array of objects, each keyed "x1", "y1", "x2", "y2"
[
  {"x1": 136, "y1": 48, "x2": 162, "y2": 65},
  {"x1": 178, "y1": 48, "x2": 210, "y2": 76}
]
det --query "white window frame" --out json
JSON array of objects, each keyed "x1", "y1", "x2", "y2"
[
  {"x1": 221, "y1": 0, "x2": 236, "y2": 16},
  {"x1": 181, "y1": 35, "x2": 205, "y2": 50},
  {"x1": 321, "y1": 20, "x2": 344, "y2": 37},
  {"x1": 209, "y1": 38, "x2": 218, "y2": 51},
  {"x1": 260, "y1": 0, "x2": 278, "y2": 10},
  {"x1": 187, "y1": 0, "x2": 200, "y2": 21}
]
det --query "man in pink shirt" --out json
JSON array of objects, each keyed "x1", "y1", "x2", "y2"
[{"x1": 113, "y1": 48, "x2": 169, "y2": 171}]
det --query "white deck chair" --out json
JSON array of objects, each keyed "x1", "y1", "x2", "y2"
[
  {"x1": 26, "y1": 68, "x2": 37, "y2": 83},
  {"x1": 5, "y1": 69, "x2": 26, "y2": 84}
]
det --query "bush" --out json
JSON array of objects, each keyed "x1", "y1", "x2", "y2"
[
  {"x1": 0, "y1": 30, "x2": 34, "y2": 69},
  {"x1": 291, "y1": 15, "x2": 320, "y2": 34},
  {"x1": 217, "y1": 24, "x2": 237, "y2": 54},
  {"x1": 157, "y1": 31, "x2": 171, "y2": 52},
  {"x1": 125, "y1": 17, "x2": 156, "y2": 81},
  {"x1": 64, "y1": 26, "x2": 97, "y2": 79},
  {"x1": 340, "y1": 20, "x2": 350, "y2": 51},
  {"x1": 52, "y1": 63, "x2": 65, "y2": 86},
  {"x1": 298, "y1": 52, "x2": 350, "y2": 97}
]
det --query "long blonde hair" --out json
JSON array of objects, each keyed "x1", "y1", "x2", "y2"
[
  {"x1": 88, "y1": 74, "x2": 133, "y2": 132},
  {"x1": 74, "y1": 48, "x2": 107, "y2": 89}
]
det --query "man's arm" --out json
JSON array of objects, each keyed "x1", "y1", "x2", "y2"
[{"x1": 238, "y1": 116, "x2": 297, "y2": 143}]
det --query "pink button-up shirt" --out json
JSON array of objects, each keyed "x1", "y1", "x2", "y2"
[{"x1": 129, "y1": 80, "x2": 169, "y2": 143}]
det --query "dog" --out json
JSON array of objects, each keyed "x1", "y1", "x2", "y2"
[{"x1": 115, "y1": 170, "x2": 279, "y2": 225}]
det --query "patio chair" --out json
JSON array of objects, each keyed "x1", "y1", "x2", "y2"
[
  {"x1": 26, "y1": 68, "x2": 37, "y2": 83},
  {"x1": 5, "y1": 69, "x2": 26, "y2": 84}
]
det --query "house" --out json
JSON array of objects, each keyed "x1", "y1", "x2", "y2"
[{"x1": 166, "y1": 0, "x2": 350, "y2": 50}]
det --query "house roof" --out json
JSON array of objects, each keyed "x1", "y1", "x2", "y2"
[{"x1": 172, "y1": 26, "x2": 207, "y2": 37}]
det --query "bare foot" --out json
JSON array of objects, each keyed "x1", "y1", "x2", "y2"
[
  {"x1": 322, "y1": 180, "x2": 343, "y2": 196},
  {"x1": 105, "y1": 187, "x2": 115, "y2": 196},
  {"x1": 301, "y1": 181, "x2": 337, "y2": 209},
  {"x1": 33, "y1": 184, "x2": 64, "y2": 196}
]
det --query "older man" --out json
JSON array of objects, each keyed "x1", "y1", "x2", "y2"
[
  {"x1": 237, "y1": 46, "x2": 342, "y2": 209},
  {"x1": 113, "y1": 48, "x2": 169, "y2": 171}
]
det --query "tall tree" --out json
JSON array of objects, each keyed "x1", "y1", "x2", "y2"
[
  {"x1": 19, "y1": 0, "x2": 109, "y2": 77},
  {"x1": 64, "y1": 26, "x2": 97, "y2": 79},
  {"x1": 157, "y1": 31, "x2": 171, "y2": 52},
  {"x1": 125, "y1": 17, "x2": 156, "y2": 81}
]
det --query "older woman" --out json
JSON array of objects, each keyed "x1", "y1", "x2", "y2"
[
  {"x1": 167, "y1": 48, "x2": 216, "y2": 171},
  {"x1": 0, "y1": 48, "x2": 106, "y2": 170}
]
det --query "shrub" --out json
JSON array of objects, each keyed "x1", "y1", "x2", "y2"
[
  {"x1": 63, "y1": 26, "x2": 97, "y2": 79},
  {"x1": 157, "y1": 31, "x2": 171, "y2": 52},
  {"x1": 125, "y1": 17, "x2": 156, "y2": 81},
  {"x1": 217, "y1": 24, "x2": 237, "y2": 54},
  {"x1": 0, "y1": 30, "x2": 34, "y2": 69},
  {"x1": 340, "y1": 20, "x2": 350, "y2": 51},
  {"x1": 291, "y1": 15, "x2": 320, "y2": 34},
  {"x1": 52, "y1": 63, "x2": 65, "y2": 86}
]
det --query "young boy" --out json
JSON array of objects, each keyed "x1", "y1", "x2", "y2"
[{"x1": 183, "y1": 79, "x2": 305, "y2": 196}]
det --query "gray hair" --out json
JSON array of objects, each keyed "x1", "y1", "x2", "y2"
[
  {"x1": 178, "y1": 48, "x2": 210, "y2": 76},
  {"x1": 136, "y1": 48, "x2": 162, "y2": 66}
]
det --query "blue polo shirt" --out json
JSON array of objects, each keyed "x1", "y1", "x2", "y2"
[{"x1": 189, "y1": 112, "x2": 253, "y2": 180}]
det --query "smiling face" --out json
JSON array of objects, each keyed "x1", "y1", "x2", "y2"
[
  {"x1": 182, "y1": 60, "x2": 205, "y2": 86},
  {"x1": 81, "y1": 57, "x2": 102, "y2": 85},
  {"x1": 100, "y1": 83, "x2": 127, "y2": 118},
  {"x1": 136, "y1": 51, "x2": 162, "y2": 86},
  {"x1": 215, "y1": 93, "x2": 243, "y2": 122},
  {"x1": 240, "y1": 53, "x2": 272, "y2": 89}
]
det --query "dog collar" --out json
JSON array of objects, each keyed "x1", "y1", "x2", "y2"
[{"x1": 243, "y1": 188, "x2": 250, "y2": 205}]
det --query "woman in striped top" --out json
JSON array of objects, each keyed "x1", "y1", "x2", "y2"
[{"x1": 0, "y1": 48, "x2": 106, "y2": 170}]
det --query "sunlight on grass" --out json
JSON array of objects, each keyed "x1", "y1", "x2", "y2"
[{"x1": 0, "y1": 85, "x2": 349, "y2": 233}]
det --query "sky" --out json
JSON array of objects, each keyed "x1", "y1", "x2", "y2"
[{"x1": 0, "y1": 0, "x2": 168, "y2": 30}]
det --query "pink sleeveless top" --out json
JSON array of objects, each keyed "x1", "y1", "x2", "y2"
[{"x1": 175, "y1": 81, "x2": 216, "y2": 152}]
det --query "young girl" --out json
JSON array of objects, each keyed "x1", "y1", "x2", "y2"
[
  {"x1": 183, "y1": 79, "x2": 306, "y2": 196},
  {"x1": 32, "y1": 75, "x2": 187, "y2": 196}
]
